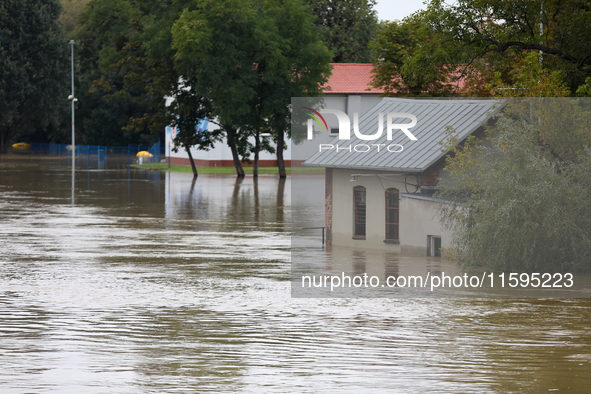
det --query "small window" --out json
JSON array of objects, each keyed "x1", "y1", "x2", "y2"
[
  {"x1": 353, "y1": 186, "x2": 366, "y2": 239},
  {"x1": 427, "y1": 235, "x2": 442, "y2": 257},
  {"x1": 330, "y1": 128, "x2": 339, "y2": 135},
  {"x1": 385, "y1": 188, "x2": 399, "y2": 241}
]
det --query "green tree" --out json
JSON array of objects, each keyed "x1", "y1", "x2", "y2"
[
  {"x1": 370, "y1": 0, "x2": 591, "y2": 96},
  {"x1": 485, "y1": 52, "x2": 571, "y2": 97},
  {"x1": 73, "y1": 0, "x2": 164, "y2": 147},
  {"x1": 256, "y1": 0, "x2": 332, "y2": 177},
  {"x1": 425, "y1": 0, "x2": 591, "y2": 94},
  {"x1": 167, "y1": 91, "x2": 223, "y2": 177},
  {"x1": 370, "y1": 16, "x2": 458, "y2": 96},
  {"x1": 307, "y1": 0, "x2": 380, "y2": 63},
  {"x1": 59, "y1": 0, "x2": 91, "y2": 36},
  {"x1": 172, "y1": 0, "x2": 331, "y2": 177},
  {"x1": 105, "y1": 0, "x2": 220, "y2": 176},
  {"x1": 576, "y1": 77, "x2": 591, "y2": 97},
  {"x1": 0, "y1": 0, "x2": 69, "y2": 152}
]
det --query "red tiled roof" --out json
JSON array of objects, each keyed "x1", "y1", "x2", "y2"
[{"x1": 322, "y1": 63, "x2": 384, "y2": 94}]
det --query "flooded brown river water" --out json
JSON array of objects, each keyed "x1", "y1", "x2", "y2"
[{"x1": 1, "y1": 155, "x2": 590, "y2": 393}]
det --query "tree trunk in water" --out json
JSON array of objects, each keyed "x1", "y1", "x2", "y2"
[
  {"x1": 0, "y1": 127, "x2": 10, "y2": 154},
  {"x1": 185, "y1": 146, "x2": 198, "y2": 178},
  {"x1": 253, "y1": 131, "x2": 260, "y2": 177},
  {"x1": 276, "y1": 128, "x2": 286, "y2": 178},
  {"x1": 226, "y1": 127, "x2": 245, "y2": 177}
]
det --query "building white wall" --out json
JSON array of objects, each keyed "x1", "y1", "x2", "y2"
[
  {"x1": 165, "y1": 120, "x2": 287, "y2": 165},
  {"x1": 398, "y1": 195, "x2": 455, "y2": 256},
  {"x1": 331, "y1": 168, "x2": 405, "y2": 252},
  {"x1": 330, "y1": 168, "x2": 454, "y2": 256}
]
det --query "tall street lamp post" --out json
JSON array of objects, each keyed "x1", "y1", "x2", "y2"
[
  {"x1": 69, "y1": 40, "x2": 77, "y2": 205},
  {"x1": 68, "y1": 40, "x2": 77, "y2": 158}
]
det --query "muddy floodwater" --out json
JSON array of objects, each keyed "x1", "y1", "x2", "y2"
[{"x1": 1, "y1": 155, "x2": 590, "y2": 393}]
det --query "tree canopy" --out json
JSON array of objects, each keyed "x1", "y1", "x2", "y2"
[
  {"x1": 72, "y1": 0, "x2": 167, "y2": 146},
  {"x1": 59, "y1": 0, "x2": 91, "y2": 36},
  {"x1": 426, "y1": 0, "x2": 591, "y2": 91},
  {"x1": 437, "y1": 99, "x2": 591, "y2": 272},
  {"x1": 307, "y1": 0, "x2": 380, "y2": 63},
  {"x1": 371, "y1": 0, "x2": 591, "y2": 96},
  {"x1": 0, "y1": 0, "x2": 69, "y2": 152},
  {"x1": 370, "y1": 17, "x2": 458, "y2": 96}
]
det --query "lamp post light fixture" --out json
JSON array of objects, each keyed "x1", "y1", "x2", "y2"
[{"x1": 69, "y1": 40, "x2": 76, "y2": 159}]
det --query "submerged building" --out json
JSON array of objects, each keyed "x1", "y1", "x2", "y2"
[{"x1": 302, "y1": 98, "x2": 499, "y2": 256}]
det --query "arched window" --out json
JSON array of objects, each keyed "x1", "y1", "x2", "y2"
[
  {"x1": 385, "y1": 188, "x2": 399, "y2": 241},
  {"x1": 353, "y1": 186, "x2": 366, "y2": 239}
]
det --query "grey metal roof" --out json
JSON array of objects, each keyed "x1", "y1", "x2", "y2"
[{"x1": 303, "y1": 98, "x2": 500, "y2": 172}]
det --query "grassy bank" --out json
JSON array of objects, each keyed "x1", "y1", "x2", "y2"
[
  {"x1": 131, "y1": 163, "x2": 283, "y2": 174},
  {"x1": 131, "y1": 163, "x2": 325, "y2": 174}
]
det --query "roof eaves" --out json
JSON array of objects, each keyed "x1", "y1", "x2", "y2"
[{"x1": 301, "y1": 163, "x2": 424, "y2": 173}]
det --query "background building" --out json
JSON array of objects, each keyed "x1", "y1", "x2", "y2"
[{"x1": 165, "y1": 64, "x2": 384, "y2": 167}]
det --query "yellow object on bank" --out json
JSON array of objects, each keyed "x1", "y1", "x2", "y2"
[
  {"x1": 136, "y1": 151, "x2": 153, "y2": 158},
  {"x1": 12, "y1": 142, "x2": 31, "y2": 150}
]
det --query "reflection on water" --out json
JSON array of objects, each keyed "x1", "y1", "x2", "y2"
[{"x1": 0, "y1": 156, "x2": 590, "y2": 393}]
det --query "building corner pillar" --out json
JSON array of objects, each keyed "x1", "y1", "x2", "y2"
[{"x1": 325, "y1": 167, "x2": 333, "y2": 245}]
